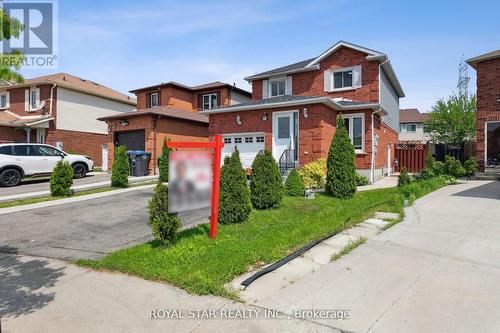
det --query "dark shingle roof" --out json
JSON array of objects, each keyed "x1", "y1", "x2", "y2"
[
  {"x1": 399, "y1": 108, "x2": 428, "y2": 123},
  {"x1": 246, "y1": 58, "x2": 315, "y2": 79},
  {"x1": 98, "y1": 106, "x2": 208, "y2": 123}
]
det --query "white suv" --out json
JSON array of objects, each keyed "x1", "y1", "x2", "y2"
[{"x1": 0, "y1": 143, "x2": 94, "y2": 187}]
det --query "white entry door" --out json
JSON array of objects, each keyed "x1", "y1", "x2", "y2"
[
  {"x1": 102, "y1": 144, "x2": 109, "y2": 172},
  {"x1": 387, "y1": 144, "x2": 391, "y2": 176},
  {"x1": 36, "y1": 128, "x2": 46, "y2": 143},
  {"x1": 273, "y1": 111, "x2": 297, "y2": 162}
]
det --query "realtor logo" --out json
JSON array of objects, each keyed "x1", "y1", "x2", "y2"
[{"x1": 1, "y1": 0, "x2": 58, "y2": 68}]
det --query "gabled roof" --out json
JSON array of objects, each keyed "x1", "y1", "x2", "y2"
[
  {"x1": 3, "y1": 73, "x2": 136, "y2": 106},
  {"x1": 244, "y1": 40, "x2": 405, "y2": 98},
  {"x1": 399, "y1": 108, "x2": 429, "y2": 123},
  {"x1": 466, "y1": 49, "x2": 500, "y2": 69},
  {"x1": 199, "y1": 95, "x2": 384, "y2": 115},
  {"x1": 129, "y1": 81, "x2": 251, "y2": 96},
  {"x1": 98, "y1": 106, "x2": 208, "y2": 124}
]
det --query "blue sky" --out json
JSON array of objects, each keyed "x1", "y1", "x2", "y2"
[{"x1": 21, "y1": 0, "x2": 500, "y2": 112}]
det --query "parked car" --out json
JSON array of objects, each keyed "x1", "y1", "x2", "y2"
[{"x1": 0, "y1": 143, "x2": 94, "y2": 187}]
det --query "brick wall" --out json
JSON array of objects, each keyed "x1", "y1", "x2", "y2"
[
  {"x1": 7, "y1": 84, "x2": 54, "y2": 117},
  {"x1": 0, "y1": 126, "x2": 26, "y2": 143},
  {"x1": 475, "y1": 58, "x2": 500, "y2": 170},
  {"x1": 45, "y1": 129, "x2": 107, "y2": 165},
  {"x1": 251, "y1": 47, "x2": 379, "y2": 103}
]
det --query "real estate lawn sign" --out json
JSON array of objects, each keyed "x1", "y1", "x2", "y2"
[{"x1": 166, "y1": 135, "x2": 224, "y2": 239}]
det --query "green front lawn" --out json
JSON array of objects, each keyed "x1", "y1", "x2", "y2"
[{"x1": 77, "y1": 177, "x2": 447, "y2": 298}]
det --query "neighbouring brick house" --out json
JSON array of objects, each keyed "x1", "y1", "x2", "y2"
[
  {"x1": 0, "y1": 73, "x2": 136, "y2": 168},
  {"x1": 203, "y1": 41, "x2": 404, "y2": 182},
  {"x1": 399, "y1": 108, "x2": 430, "y2": 143},
  {"x1": 467, "y1": 50, "x2": 500, "y2": 171},
  {"x1": 98, "y1": 81, "x2": 251, "y2": 174}
]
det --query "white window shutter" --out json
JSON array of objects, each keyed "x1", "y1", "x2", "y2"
[
  {"x1": 25, "y1": 89, "x2": 29, "y2": 111},
  {"x1": 36, "y1": 88, "x2": 41, "y2": 106},
  {"x1": 6, "y1": 92, "x2": 10, "y2": 107},
  {"x1": 353, "y1": 65, "x2": 362, "y2": 88},
  {"x1": 285, "y1": 76, "x2": 292, "y2": 95},
  {"x1": 324, "y1": 70, "x2": 332, "y2": 92},
  {"x1": 262, "y1": 79, "x2": 269, "y2": 99}
]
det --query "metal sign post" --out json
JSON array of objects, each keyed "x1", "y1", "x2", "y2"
[{"x1": 166, "y1": 134, "x2": 224, "y2": 239}]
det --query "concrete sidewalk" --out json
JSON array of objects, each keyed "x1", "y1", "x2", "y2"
[
  {"x1": 251, "y1": 180, "x2": 500, "y2": 332},
  {"x1": 0, "y1": 254, "x2": 333, "y2": 333}
]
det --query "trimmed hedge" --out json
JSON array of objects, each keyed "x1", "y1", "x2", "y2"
[
  {"x1": 325, "y1": 115, "x2": 357, "y2": 198},
  {"x1": 148, "y1": 182, "x2": 181, "y2": 245},
  {"x1": 112, "y1": 145, "x2": 129, "y2": 188},
  {"x1": 285, "y1": 169, "x2": 305, "y2": 196},
  {"x1": 50, "y1": 160, "x2": 74, "y2": 197},
  {"x1": 218, "y1": 149, "x2": 252, "y2": 224},
  {"x1": 250, "y1": 150, "x2": 284, "y2": 209}
]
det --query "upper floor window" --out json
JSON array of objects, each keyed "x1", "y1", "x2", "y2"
[
  {"x1": 0, "y1": 92, "x2": 8, "y2": 108},
  {"x1": 27, "y1": 88, "x2": 40, "y2": 111},
  {"x1": 325, "y1": 66, "x2": 362, "y2": 92},
  {"x1": 202, "y1": 93, "x2": 218, "y2": 110},
  {"x1": 270, "y1": 79, "x2": 286, "y2": 97},
  {"x1": 343, "y1": 114, "x2": 364, "y2": 152},
  {"x1": 30, "y1": 90, "x2": 38, "y2": 109},
  {"x1": 150, "y1": 92, "x2": 159, "y2": 108},
  {"x1": 401, "y1": 123, "x2": 417, "y2": 132}
]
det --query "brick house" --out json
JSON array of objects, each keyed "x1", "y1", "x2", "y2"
[
  {"x1": 0, "y1": 73, "x2": 136, "y2": 167},
  {"x1": 203, "y1": 41, "x2": 404, "y2": 182},
  {"x1": 98, "y1": 81, "x2": 251, "y2": 174},
  {"x1": 466, "y1": 50, "x2": 500, "y2": 171}
]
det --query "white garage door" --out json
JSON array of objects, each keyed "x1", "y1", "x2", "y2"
[{"x1": 222, "y1": 133, "x2": 265, "y2": 168}]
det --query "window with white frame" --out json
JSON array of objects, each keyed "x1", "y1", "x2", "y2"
[
  {"x1": 400, "y1": 123, "x2": 417, "y2": 132},
  {"x1": 270, "y1": 79, "x2": 286, "y2": 97},
  {"x1": 0, "y1": 93, "x2": 8, "y2": 108},
  {"x1": 202, "y1": 93, "x2": 218, "y2": 110},
  {"x1": 326, "y1": 66, "x2": 362, "y2": 92},
  {"x1": 333, "y1": 69, "x2": 353, "y2": 89},
  {"x1": 150, "y1": 92, "x2": 159, "y2": 108},
  {"x1": 343, "y1": 114, "x2": 364, "y2": 152},
  {"x1": 29, "y1": 89, "x2": 39, "y2": 110}
]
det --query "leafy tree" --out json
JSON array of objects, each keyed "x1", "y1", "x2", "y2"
[
  {"x1": 112, "y1": 145, "x2": 130, "y2": 188},
  {"x1": 218, "y1": 149, "x2": 252, "y2": 224},
  {"x1": 148, "y1": 182, "x2": 180, "y2": 245},
  {"x1": 158, "y1": 137, "x2": 171, "y2": 182},
  {"x1": 0, "y1": 9, "x2": 25, "y2": 82},
  {"x1": 426, "y1": 95, "x2": 476, "y2": 144},
  {"x1": 285, "y1": 169, "x2": 305, "y2": 196},
  {"x1": 250, "y1": 150, "x2": 283, "y2": 209},
  {"x1": 50, "y1": 160, "x2": 74, "y2": 197},
  {"x1": 325, "y1": 115, "x2": 357, "y2": 198}
]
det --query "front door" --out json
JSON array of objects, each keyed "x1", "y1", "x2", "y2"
[
  {"x1": 486, "y1": 121, "x2": 500, "y2": 167},
  {"x1": 102, "y1": 144, "x2": 109, "y2": 171},
  {"x1": 273, "y1": 111, "x2": 298, "y2": 162}
]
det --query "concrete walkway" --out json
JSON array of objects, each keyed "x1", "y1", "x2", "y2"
[{"x1": 250, "y1": 180, "x2": 500, "y2": 332}]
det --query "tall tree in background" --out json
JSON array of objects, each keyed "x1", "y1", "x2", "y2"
[
  {"x1": 426, "y1": 95, "x2": 476, "y2": 144},
  {"x1": 0, "y1": 9, "x2": 25, "y2": 82}
]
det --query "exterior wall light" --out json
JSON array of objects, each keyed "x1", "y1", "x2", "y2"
[
  {"x1": 263, "y1": 112, "x2": 268, "y2": 121},
  {"x1": 236, "y1": 114, "x2": 242, "y2": 125},
  {"x1": 303, "y1": 107, "x2": 308, "y2": 119},
  {"x1": 119, "y1": 119, "x2": 129, "y2": 126}
]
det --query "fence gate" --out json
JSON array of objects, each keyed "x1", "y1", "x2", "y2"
[{"x1": 394, "y1": 143, "x2": 427, "y2": 173}]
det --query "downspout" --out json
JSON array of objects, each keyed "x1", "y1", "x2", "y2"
[
  {"x1": 49, "y1": 83, "x2": 56, "y2": 114},
  {"x1": 153, "y1": 116, "x2": 158, "y2": 175}
]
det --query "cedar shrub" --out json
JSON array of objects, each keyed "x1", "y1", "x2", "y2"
[
  {"x1": 250, "y1": 150, "x2": 284, "y2": 209},
  {"x1": 111, "y1": 145, "x2": 129, "y2": 188},
  {"x1": 325, "y1": 115, "x2": 357, "y2": 198},
  {"x1": 50, "y1": 160, "x2": 74, "y2": 197},
  {"x1": 148, "y1": 182, "x2": 181, "y2": 245},
  {"x1": 158, "y1": 137, "x2": 171, "y2": 182},
  {"x1": 218, "y1": 149, "x2": 252, "y2": 224},
  {"x1": 285, "y1": 169, "x2": 305, "y2": 196}
]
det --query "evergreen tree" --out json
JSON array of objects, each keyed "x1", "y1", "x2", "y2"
[
  {"x1": 111, "y1": 145, "x2": 130, "y2": 188},
  {"x1": 148, "y1": 182, "x2": 181, "y2": 245},
  {"x1": 250, "y1": 150, "x2": 284, "y2": 209},
  {"x1": 50, "y1": 160, "x2": 74, "y2": 197}
]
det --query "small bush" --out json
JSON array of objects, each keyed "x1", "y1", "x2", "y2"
[
  {"x1": 398, "y1": 167, "x2": 411, "y2": 188},
  {"x1": 50, "y1": 160, "x2": 74, "y2": 197},
  {"x1": 218, "y1": 149, "x2": 252, "y2": 224},
  {"x1": 432, "y1": 161, "x2": 445, "y2": 176},
  {"x1": 400, "y1": 177, "x2": 448, "y2": 204},
  {"x1": 285, "y1": 169, "x2": 305, "y2": 196},
  {"x1": 444, "y1": 155, "x2": 466, "y2": 178},
  {"x1": 148, "y1": 182, "x2": 181, "y2": 245},
  {"x1": 325, "y1": 116, "x2": 357, "y2": 198},
  {"x1": 419, "y1": 152, "x2": 436, "y2": 180},
  {"x1": 158, "y1": 137, "x2": 171, "y2": 182},
  {"x1": 299, "y1": 158, "x2": 326, "y2": 189},
  {"x1": 464, "y1": 157, "x2": 477, "y2": 177},
  {"x1": 354, "y1": 172, "x2": 369, "y2": 186},
  {"x1": 250, "y1": 150, "x2": 284, "y2": 209},
  {"x1": 112, "y1": 145, "x2": 130, "y2": 188}
]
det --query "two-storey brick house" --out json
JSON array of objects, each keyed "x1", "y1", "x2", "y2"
[
  {"x1": 99, "y1": 81, "x2": 251, "y2": 173},
  {"x1": 467, "y1": 50, "x2": 500, "y2": 171},
  {"x1": 0, "y1": 73, "x2": 136, "y2": 167},
  {"x1": 203, "y1": 41, "x2": 404, "y2": 182}
]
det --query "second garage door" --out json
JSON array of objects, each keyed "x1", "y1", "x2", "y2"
[
  {"x1": 222, "y1": 133, "x2": 264, "y2": 168},
  {"x1": 115, "y1": 130, "x2": 145, "y2": 151}
]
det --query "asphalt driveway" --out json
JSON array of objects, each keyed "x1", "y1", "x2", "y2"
[{"x1": 0, "y1": 187, "x2": 209, "y2": 260}]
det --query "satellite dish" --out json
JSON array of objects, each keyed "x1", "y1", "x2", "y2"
[{"x1": 38, "y1": 100, "x2": 46, "y2": 109}]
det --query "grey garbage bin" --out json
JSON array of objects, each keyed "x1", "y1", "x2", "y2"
[{"x1": 126, "y1": 150, "x2": 152, "y2": 177}]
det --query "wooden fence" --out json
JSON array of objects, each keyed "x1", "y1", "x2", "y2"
[{"x1": 394, "y1": 143, "x2": 426, "y2": 173}]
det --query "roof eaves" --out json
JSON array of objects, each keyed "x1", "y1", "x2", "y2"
[
  {"x1": 306, "y1": 40, "x2": 384, "y2": 67},
  {"x1": 244, "y1": 65, "x2": 319, "y2": 82}
]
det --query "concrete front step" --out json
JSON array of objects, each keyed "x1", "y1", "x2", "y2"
[
  {"x1": 473, "y1": 173, "x2": 500, "y2": 181},
  {"x1": 228, "y1": 213, "x2": 393, "y2": 303}
]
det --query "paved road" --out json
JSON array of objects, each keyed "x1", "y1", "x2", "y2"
[
  {"x1": 253, "y1": 180, "x2": 500, "y2": 333},
  {"x1": 0, "y1": 172, "x2": 111, "y2": 197},
  {"x1": 0, "y1": 187, "x2": 210, "y2": 260}
]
